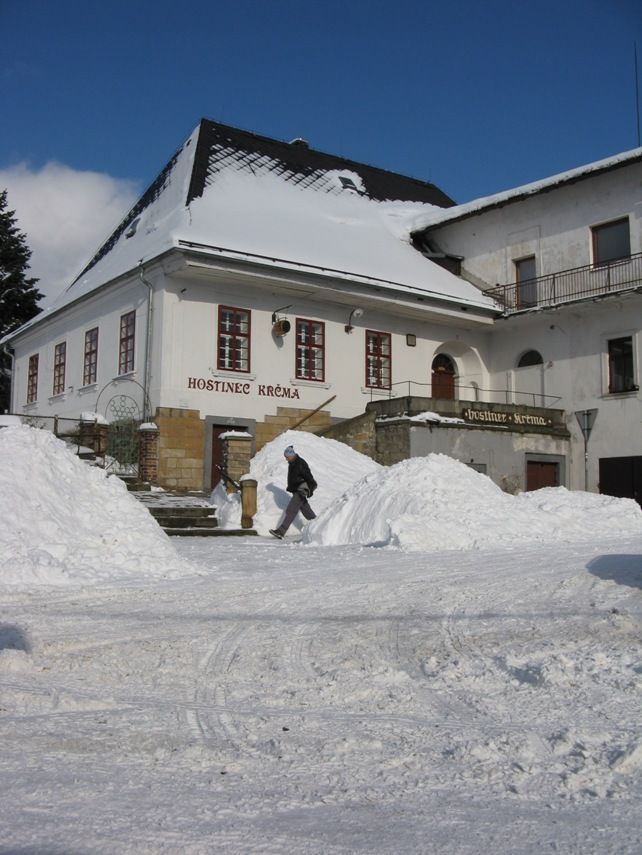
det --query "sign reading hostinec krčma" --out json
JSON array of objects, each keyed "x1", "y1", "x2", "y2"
[
  {"x1": 187, "y1": 376, "x2": 302, "y2": 400},
  {"x1": 462, "y1": 407, "x2": 554, "y2": 428}
]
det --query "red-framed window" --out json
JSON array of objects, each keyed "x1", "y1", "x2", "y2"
[
  {"x1": 118, "y1": 311, "x2": 136, "y2": 375},
  {"x1": 296, "y1": 318, "x2": 325, "y2": 381},
  {"x1": 218, "y1": 306, "x2": 251, "y2": 372},
  {"x1": 53, "y1": 342, "x2": 66, "y2": 395},
  {"x1": 83, "y1": 327, "x2": 99, "y2": 386},
  {"x1": 365, "y1": 329, "x2": 391, "y2": 389},
  {"x1": 27, "y1": 354, "x2": 39, "y2": 403}
]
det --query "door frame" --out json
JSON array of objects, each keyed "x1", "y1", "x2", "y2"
[
  {"x1": 203, "y1": 415, "x2": 256, "y2": 490},
  {"x1": 524, "y1": 453, "x2": 566, "y2": 491}
]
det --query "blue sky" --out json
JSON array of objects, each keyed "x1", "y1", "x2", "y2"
[
  {"x1": 1, "y1": 0, "x2": 641, "y2": 300},
  {"x1": 3, "y1": 0, "x2": 642, "y2": 199}
]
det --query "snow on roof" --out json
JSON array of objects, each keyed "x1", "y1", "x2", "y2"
[
  {"x1": 4, "y1": 120, "x2": 497, "y2": 344},
  {"x1": 409, "y1": 147, "x2": 642, "y2": 234},
  {"x1": 180, "y1": 168, "x2": 496, "y2": 310}
]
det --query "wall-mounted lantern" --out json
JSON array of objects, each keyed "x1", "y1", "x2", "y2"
[
  {"x1": 271, "y1": 304, "x2": 292, "y2": 337},
  {"x1": 345, "y1": 307, "x2": 364, "y2": 333}
]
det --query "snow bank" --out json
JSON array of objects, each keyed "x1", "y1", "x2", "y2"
[
  {"x1": 304, "y1": 454, "x2": 642, "y2": 551},
  {"x1": 0, "y1": 425, "x2": 190, "y2": 585},
  {"x1": 214, "y1": 429, "x2": 380, "y2": 536}
]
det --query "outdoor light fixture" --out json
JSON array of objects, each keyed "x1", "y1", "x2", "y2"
[
  {"x1": 271, "y1": 304, "x2": 292, "y2": 337},
  {"x1": 406, "y1": 334, "x2": 417, "y2": 347},
  {"x1": 345, "y1": 307, "x2": 364, "y2": 333}
]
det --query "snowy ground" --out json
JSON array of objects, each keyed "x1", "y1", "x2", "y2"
[{"x1": 2, "y1": 534, "x2": 642, "y2": 854}]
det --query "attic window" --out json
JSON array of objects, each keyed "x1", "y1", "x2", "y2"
[
  {"x1": 339, "y1": 176, "x2": 360, "y2": 193},
  {"x1": 125, "y1": 217, "x2": 141, "y2": 239}
]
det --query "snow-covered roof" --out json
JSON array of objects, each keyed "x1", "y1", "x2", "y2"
[
  {"x1": 4, "y1": 120, "x2": 499, "y2": 344},
  {"x1": 409, "y1": 147, "x2": 642, "y2": 234}
]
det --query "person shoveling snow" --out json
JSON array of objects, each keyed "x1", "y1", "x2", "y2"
[{"x1": 269, "y1": 444, "x2": 318, "y2": 539}]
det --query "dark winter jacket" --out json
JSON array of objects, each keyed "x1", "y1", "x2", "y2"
[{"x1": 286, "y1": 455, "x2": 317, "y2": 496}]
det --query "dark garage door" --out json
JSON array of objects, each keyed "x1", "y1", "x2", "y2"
[{"x1": 599, "y1": 456, "x2": 642, "y2": 507}]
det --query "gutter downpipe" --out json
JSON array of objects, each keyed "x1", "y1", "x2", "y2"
[
  {"x1": 138, "y1": 263, "x2": 154, "y2": 421},
  {"x1": 1, "y1": 344, "x2": 15, "y2": 413}
]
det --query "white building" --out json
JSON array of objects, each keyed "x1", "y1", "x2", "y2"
[
  {"x1": 3, "y1": 120, "x2": 641, "y2": 504},
  {"x1": 412, "y1": 150, "x2": 642, "y2": 500}
]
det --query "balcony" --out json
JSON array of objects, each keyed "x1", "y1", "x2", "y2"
[
  {"x1": 484, "y1": 252, "x2": 642, "y2": 314},
  {"x1": 368, "y1": 381, "x2": 561, "y2": 408}
]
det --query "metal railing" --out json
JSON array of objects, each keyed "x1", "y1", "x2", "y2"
[
  {"x1": 7, "y1": 413, "x2": 83, "y2": 437},
  {"x1": 368, "y1": 381, "x2": 561, "y2": 408},
  {"x1": 484, "y1": 251, "x2": 642, "y2": 313}
]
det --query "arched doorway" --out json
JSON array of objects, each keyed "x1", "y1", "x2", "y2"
[{"x1": 431, "y1": 354, "x2": 456, "y2": 400}]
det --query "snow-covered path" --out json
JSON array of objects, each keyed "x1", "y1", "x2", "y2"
[{"x1": 2, "y1": 536, "x2": 641, "y2": 854}]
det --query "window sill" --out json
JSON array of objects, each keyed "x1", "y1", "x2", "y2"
[
  {"x1": 79, "y1": 383, "x2": 98, "y2": 394},
  {"x1": 361, "y1": 386, "x2": 392, "y2": 396},
  {"x1": 113, "y1": 371, "x2": 137, "y2": 382},
  {"x1": 290, "y1": 378, "x2": 331, "y2": 389},
  {"x1": 602, "y1": 388, "x2": 639, "y2": 399},
  {"x1": 23, "y1": 402, "x2": 38, "y2": 410},
  {"x1": 48, "y1": 393, "x2": 67, "y2": 403},
  {"x1": 591, "y1": 256, "x2": 632, "y2": 271},
  {"x1": 210, "y1": 368, "x2": 256, "y2": 380}
]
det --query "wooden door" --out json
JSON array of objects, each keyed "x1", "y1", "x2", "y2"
[
  {"x1": 211, "y1": 424, "x2": 247, "y2": 488},
  {"x1": 431, "y1": 354, "x2": 456, "y2": 400},
  {"x1": 526, "y1": 461, "x2": 558, "y2": 491}
]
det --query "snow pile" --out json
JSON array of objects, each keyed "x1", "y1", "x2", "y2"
[
  {"x1": 304, "y1": 453, "x2": 642, "y2": 551},
  {"x1": 408, "y1": 410, "x2": 465, "y2": 425},
  {"x1": 214, "y1": 429, "x2": 380, "y2": 536},
  {"x1": 0, "y1": 425, "x2": 190, "y2": 585}
]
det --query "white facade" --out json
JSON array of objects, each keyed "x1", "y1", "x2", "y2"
[
  {"x1": 9, "y1": 255, "x2": 495, "y2": 426},
  {"x1": 421, "y1": 153, "x2": 642, "y2": 496},
  {"x1": 425, "y1": 158, "x2": 642, "y2": 289},
  {"x1": 4, "y1": 121, "x2": 641, "y2": 502}
]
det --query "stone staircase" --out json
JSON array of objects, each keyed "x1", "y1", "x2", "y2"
[{"x1": 132, "y1": 490, "x2": 257, "y2": 537}]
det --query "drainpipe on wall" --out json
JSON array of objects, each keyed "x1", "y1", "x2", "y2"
[
  {"x1": 138, "y1": 263, "x2": 154, "y2": 421},
  {"x1": 1, "y1": 344, "x2": 15, "y2": 413}
]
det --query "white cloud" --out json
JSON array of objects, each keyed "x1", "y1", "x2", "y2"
[{"x1": 0, "y1": 162, "x2": 139, "y2": 306}]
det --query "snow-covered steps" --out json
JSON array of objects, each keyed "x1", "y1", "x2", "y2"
[{"x1": 132, "y1": 490, "x2": 257, "y2": 537}]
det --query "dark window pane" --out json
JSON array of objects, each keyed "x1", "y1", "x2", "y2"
[
  {"x1": 593, "y1": 219, "x2": 630, "y2": 265},
  {"x1": 608, "y1": 336, "x2": 634, "y2": 392},
  {"x1": 518, "y1": 350, "x2": 543, "y2": 367},
  {"x1": 515, "y1": 256, "x2": 537, "y2": 308}
]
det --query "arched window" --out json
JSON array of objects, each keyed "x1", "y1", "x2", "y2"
[
  {"x1": 431, "y1": 354, "x2": 456, "y2": 399},
  {"x1": 517, "y1": 350, "x2": 543, "y2": 368}
]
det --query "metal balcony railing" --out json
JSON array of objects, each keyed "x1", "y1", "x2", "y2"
[
  {"x1": 368, "y1": 381, "x2": 562, "y2": 408},
  {"x1": 484, "y1": 252, "x2": 642, "y2": 313}
]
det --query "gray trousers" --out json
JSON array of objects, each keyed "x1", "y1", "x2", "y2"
[{"x1": 276, "y1": 492, "x2": 316, "y2": 535}]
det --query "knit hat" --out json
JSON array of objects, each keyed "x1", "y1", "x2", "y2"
[{"x1": 284, "y1": 445, "x2": 296, "y2": 457}]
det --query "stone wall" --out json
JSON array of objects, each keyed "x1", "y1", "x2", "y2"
[
  {"x1": 319, "y1": 410, "x2": 377, "y2": 459},
  {"x1": 155, "y1": 407, "x2": 205, "y2": 490},
  {"x1": 223, "y1": 434, "x2": 253, "y2": 490},
  {"x1": 255, "y1": 405, "x2": 332, "y2": 451},
  {"x1": 374, "y1": 421, "x2": 411, "y2": 466}
]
